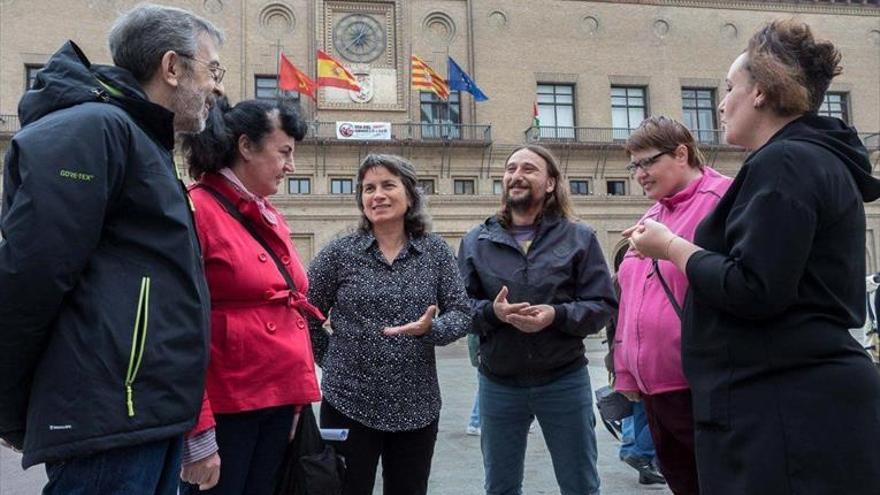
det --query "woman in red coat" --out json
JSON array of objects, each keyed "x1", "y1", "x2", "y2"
[{"x1": 178, "y1": 97, "x2": 322, "y2": 494}]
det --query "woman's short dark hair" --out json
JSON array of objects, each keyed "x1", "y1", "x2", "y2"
[
  {"x1": 355, "y1": 154, "x2": 431, "y2": 237},
  {"x1": 625, "y1": 116, "x2": 705, "y2": 170},
  {"x1": 745, "y1": 19, "x2": 842, "y2": 117},
  {"x1": 181, "y1": 96, "x2": 307, "y2": 179}
]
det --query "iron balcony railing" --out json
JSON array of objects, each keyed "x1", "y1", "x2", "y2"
[
  {"x1": 304, "y1": 121, "x2": 492, "y2": 144},
  {"x1": 525, "y1": 126, "x2": 726, "y2": 146},
  {"x1": 526, "y1": 127, "x2": 880, "y2": 151}
]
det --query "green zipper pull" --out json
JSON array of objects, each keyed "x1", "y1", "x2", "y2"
[{"x1": 126, "y1": 384, "x2": 135, "y2": 417}]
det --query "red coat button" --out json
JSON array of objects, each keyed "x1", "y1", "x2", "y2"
[
  {"x1": 258, "y1": 253, "x2": 268, "y2": 262},
  {"x1": 281, "y1": 255, "x2": 291, "y2": 265},
  {"x1": 297, "y1": 319, "x2": 305, "y2": 329},
  {"x1": 266, "y1": 322, "x2": 277, "y2": 333}
]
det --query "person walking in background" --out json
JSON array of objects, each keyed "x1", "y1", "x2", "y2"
[
  {"x1": 628, "y1": 20, "x2": 880, "y2": 494},
  {"x1": 0, "y1": 4, "x2": 222, "y2": 494},
  {"x1": 614, "y1": 116, "x2": 732, "y2": 494},
  {"x1": 307, "y1": 154, "x2": 472, "y2": 495},
  {"x1": 177, "y1": 97, "x2": 321, "y2": 494},
  {"x1": 458, "y1": 145, "x2": 616, "y2": 495}
]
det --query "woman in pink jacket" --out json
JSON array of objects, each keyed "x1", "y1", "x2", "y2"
[{"x1": 614, "y1": 116, "x2": 731, "y2": 495}]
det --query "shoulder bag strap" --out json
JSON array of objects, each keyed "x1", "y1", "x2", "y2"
[
  {"x1": 196, "y1": 183, "x2": 297, "y2": 293},
  {"x1": 653, "y1": 258, "x2": 683, "y2": 320}
]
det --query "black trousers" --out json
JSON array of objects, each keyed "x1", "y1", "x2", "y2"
[
  {"x1": 320, "y1": 400, "x2": 439, "y2": 495},
  {"x1": 642, "y1": 390, "x2": 700, "y2": 495},
  {"x1": 182, "y1": 405, "x2": 295, "y2": 495}
]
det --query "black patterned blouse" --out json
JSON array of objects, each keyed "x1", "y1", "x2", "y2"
[{"x1": 306, "y1": 231, "x2": 472, "y2": 431}]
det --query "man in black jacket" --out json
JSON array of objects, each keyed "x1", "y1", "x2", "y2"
[
  {"x1": 458, "y1": 145, "x2": 616, "y2": 495},
  {"x1": 0, "y1": 4, "x2": 221, "y2": 494}
]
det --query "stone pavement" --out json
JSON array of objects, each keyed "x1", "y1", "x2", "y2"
[{"x1": 1, "y1": 337, "x2": 671, "y2": 495}]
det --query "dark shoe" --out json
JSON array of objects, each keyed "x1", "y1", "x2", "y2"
[{"x1": 623, "y1": 456, "x2": 666, "y2": 485}]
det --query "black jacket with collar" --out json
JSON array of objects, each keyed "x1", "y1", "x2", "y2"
[
  {"x1": 0, "y1": 41, "x2": 211, "y2": 467},
  {"x1": 458, "y1": 214, "x2": 616, "y2": 387}
]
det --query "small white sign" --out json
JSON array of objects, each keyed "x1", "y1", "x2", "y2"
[{"x1": 335, "y1": 121, "x2": 392, "y2": 140}]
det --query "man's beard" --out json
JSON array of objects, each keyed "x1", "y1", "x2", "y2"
[
  {"x1": 171, "y1": 76, "x2": 208, "y2": 134},
  {"x1": 504, "y1": 180, "x2": 540, "y2": 213}
]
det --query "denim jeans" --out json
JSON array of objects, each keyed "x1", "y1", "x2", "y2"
[
  {"x1": 43, "y1": 436, "x2": 183, "y2": 495},
  {"x1": 469, "y1": 390, "x2": 481, "y2": 429},
  {"x1": 479, "y1": 366, "x2": 600, "y2": 495},
  {"x1": 619, "y1": 401, "x2": 656, "y2": 461}
]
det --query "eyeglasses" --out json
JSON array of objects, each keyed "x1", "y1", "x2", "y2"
[
  {"x1": 180, "y1": 54, "x2": 226, "y2": 84},
  {"x1": 625, "y1": 150, "x2": 673, "y2": 177}
]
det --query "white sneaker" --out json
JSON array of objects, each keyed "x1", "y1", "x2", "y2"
[{"x1": 466, "y1": 425, "x2": 481, "y2": 436}]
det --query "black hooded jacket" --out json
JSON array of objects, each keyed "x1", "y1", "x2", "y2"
[
  {"x1": 0, "y1": 41, "x2": 211, "y2": 468},
  {"x1": 682, "y1": 114, "x2": 880, "y2": 493}
]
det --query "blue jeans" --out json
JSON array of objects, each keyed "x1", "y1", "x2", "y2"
[
  {"x1": 469, "y1": 390, "x2": 481, "y2": 429},
  {"x1": 619, "y1": 401, "x2": 656, "y2": 461},
  {"x1": 479, "y1": 366, "x2": 600, "y2": 495},
  {"x1": 43, "y1": 436, "x2": 183, "y2": 495}
]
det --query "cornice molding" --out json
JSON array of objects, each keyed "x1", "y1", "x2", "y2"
[{"x1": 567, "y1": 0, "x2": 880, "y2": 17}]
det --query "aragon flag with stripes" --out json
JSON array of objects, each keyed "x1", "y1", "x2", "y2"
[{"x1": 411, "y1": 55, "x2": 450, "y2": 100}]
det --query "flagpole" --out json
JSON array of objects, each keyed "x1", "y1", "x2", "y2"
[
  {"x1": 445, "y1": 46, "x2": 452, "y2": 139},
  {"x1": 274, "y1": 39, "x2": 282, "y2": 100}
]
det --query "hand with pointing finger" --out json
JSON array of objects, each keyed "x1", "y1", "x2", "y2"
[{"x1": 383, "y1": 305, "x2": 437, "y2": 337}]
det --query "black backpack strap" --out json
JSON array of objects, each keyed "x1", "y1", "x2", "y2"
[
  {"x1": 653, "y1": 258, "x2": 683, "y2": 320},
  {"x1": 196, "y1": 183, "x2": 297, "y2": 293}
]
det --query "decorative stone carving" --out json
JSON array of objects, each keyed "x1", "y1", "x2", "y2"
[
  {"x1": 653, "y1": 19, "x2": 670, "y2": 38},
  {"x1": 488, "y1": 10, "x2": 508, "y2": 30},
  {"x1": 203, "y1": 0, "x2": 223, "y2": 14},
  {"x1": 259, "y1": 3, "x2": 296, "y2": 37},
  {"x1": 423, "y1": 12, "x2": 456, "y2": 44},
  {"x1": 721, "y1": 22, "x2": 738, "y2": 40},
  {"x1": 581, "y1": 16, "x2": 600, "y2": 37}
]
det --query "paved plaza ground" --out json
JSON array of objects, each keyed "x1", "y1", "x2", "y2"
[{"x1": 1, "y1": 337, "x2": 670, "y2": 495}]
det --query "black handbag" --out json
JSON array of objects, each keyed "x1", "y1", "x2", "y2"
[{"x1": 274, "y1": 406, "x2": 346, "y2": 495}]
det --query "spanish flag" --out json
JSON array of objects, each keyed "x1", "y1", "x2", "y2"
[
  {"x1": 411, "y1": 55, "x2": 449, "y2": 100},
  {"x1": 316, "y1": 50, "x2": 361, "y2": 91},
  {"x1": 278, "y1": 52, "x2": 316, "y2": 100}
]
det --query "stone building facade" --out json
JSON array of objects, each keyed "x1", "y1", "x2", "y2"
[{"x1": 1, "y1": 0, "x2": 878, "y2": 267}]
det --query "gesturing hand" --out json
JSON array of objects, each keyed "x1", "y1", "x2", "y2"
[
  {"x1": 383, "y1": 305, "x2": 437, "y2": 337},
  {"x1": 493, "y1": 286, "x2": 530, "y2": 324},
  {"x1": 181, "y1": 451, "x2": 221, "y2": 491},
  {"x1": 629, "y1": 219, "x2": 677, "y2": 260},
  {"x1": 506, "y1": 304, "x2": 556, "y2": 334}
]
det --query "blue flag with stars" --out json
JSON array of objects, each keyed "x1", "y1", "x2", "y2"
[{"x1": 447, "y1": 57, "x2": 488, "y2": 101}]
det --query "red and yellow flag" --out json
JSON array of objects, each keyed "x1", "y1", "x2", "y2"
[
  {"x1": 316, "y1": 50, "x2": 361, "y2": 91},
  {"x1": 411, "y1": 55, "x2": 449, "y2": 100},
  {"x1": 278, "y1": 52, "x2": 316, "y2": 100}
]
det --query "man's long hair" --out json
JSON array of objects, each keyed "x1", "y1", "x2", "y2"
[{"x1": 497, "y1": 145, "x2": 575, "y2": 228}]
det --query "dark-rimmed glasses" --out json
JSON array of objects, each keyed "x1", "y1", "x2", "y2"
[
  {"x1": 180, "y1": 54, "x2": 226, "y2": 84},
  {"x1": 625, "y1": 150, "x2": 673, "y2": 177}
]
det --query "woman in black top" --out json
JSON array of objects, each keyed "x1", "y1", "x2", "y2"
[
  {"x1": 627, "y1": 20, "x2": 880, "y2": 494},
  {"x1": 307, "y1": 154, "x2": 471, "y2": 495}
]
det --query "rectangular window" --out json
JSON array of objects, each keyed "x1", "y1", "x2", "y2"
[
  {"x1": 537, "y1": 84, "x2": 575, "y2": 139},
  {"x1": 453, "y1": 179, "x2": 475, "y2": 195},
  {"x1": 818, "y1": 92, "x2": 849, "y2": 123},
  {"x1": 607, "y1": 180, "x2": 627, "y2": 196},
  {"x1": 569, "y1": 180, "x2": 590, "y2": 196},
  {"x1": 288, "y1": 178, "x2": 311, "y2": 195},
  {"x1": 330, "y1": 178, "x2": 353, "y2": 195},
  {"x1": 682, "y1": 88, "x2": 718, "y2": 144},
  {"x1": 611, "y1": 86, "x2": 647, "y2": 140},
  {"x1": 417, "y1": 179, "x2": 436, "y2": 195},
  {"x1": 420, "y1": 91, "x2": 461, "y2": 139},
  {"x1": 255, "y1": 75, "x2": 300, "y2": 101},
  {"x1": 25, "y1": 64, "x2": 43, "y2": 90},
  {"x1": 493, "y1": 179, "x2": 503, "y2": 195}
]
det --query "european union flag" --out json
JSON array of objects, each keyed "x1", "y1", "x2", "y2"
[{"x1": 447, "y1": 57, "x2": 488, "y2": 102}]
